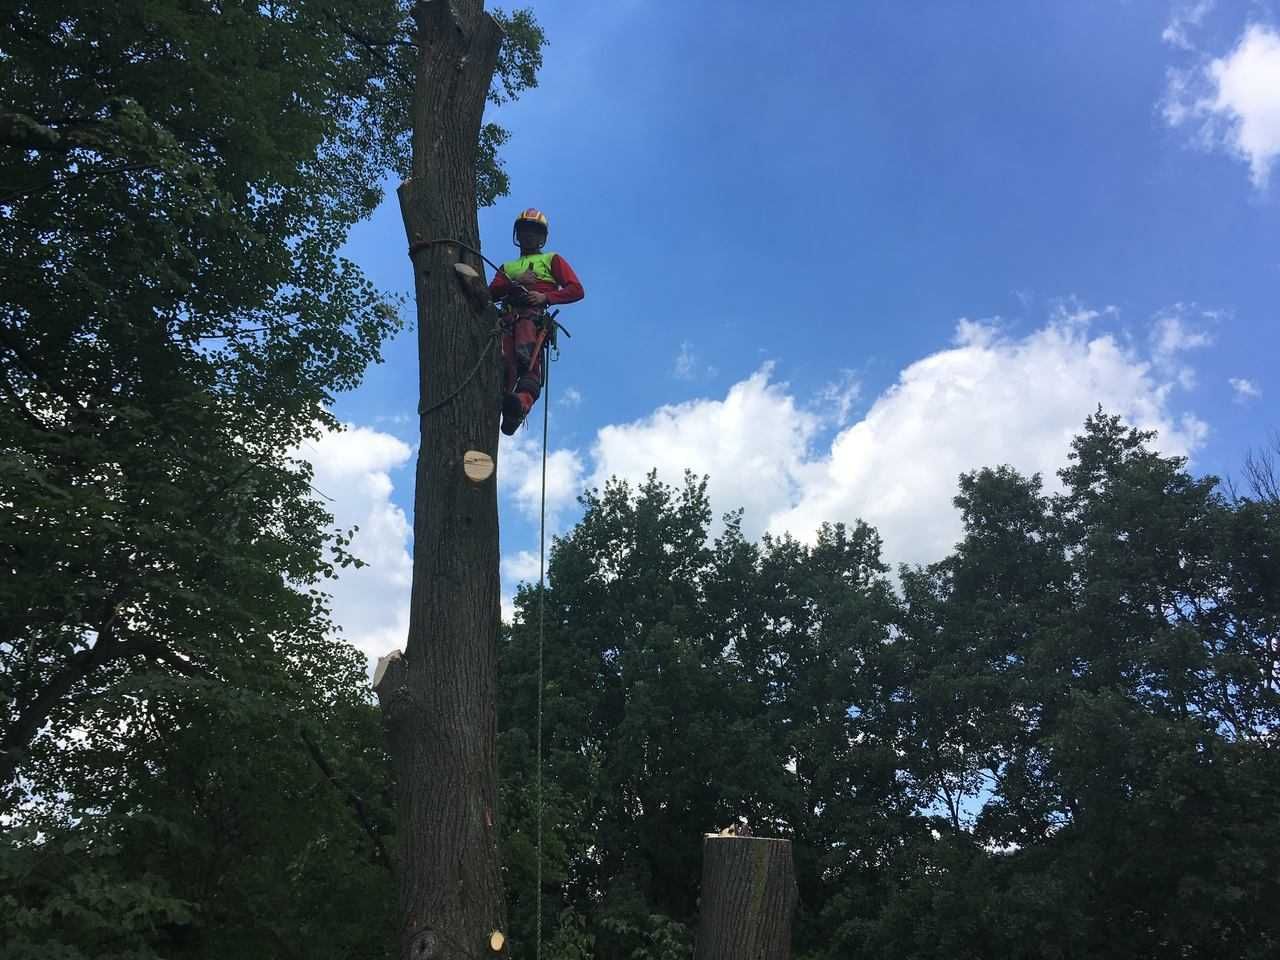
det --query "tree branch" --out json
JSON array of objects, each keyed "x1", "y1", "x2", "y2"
[
  {"x1": 0, "y1": 161, "x2": 161, "y2": 204},
  {"x1": 0, "y1": 322, "x2": 92, "y2": 416},
  {"x1": 0, "y1": 614, "x2": 121, "y2": 786},
  {"x1": 338, "y1": 18, "x2": 418, "y2": 53},
  {"x1": 300, "y1": 726, "x2": 394, "y2": 873},
  {"x1": 116, "y1": 633, "x2": 204, "y2": 677},
  {"x1": 0, "y1": 109, "x2": 67, "y2": 151}
]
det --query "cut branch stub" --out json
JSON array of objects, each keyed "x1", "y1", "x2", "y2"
[
  {"x1": 453, "y1": 261, "x2": 496, "y2": 314},
  {"x1": 463, "y1": 450, "x2": 494, "y2": 483},
  {"x1": 372, "y1": 649, "x2": 404, "y2": 693}
]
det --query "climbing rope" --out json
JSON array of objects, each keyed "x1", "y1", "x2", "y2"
[
  {"x1": 535, "y1": 340, "x2": 550, "y2": 960},
  {"x1": 407, "y1": 236, "x2": 505, "y2": 275},
  {"x1": 407, "y1": 237, "x2": 559, "y2": 419},
  {"x1": 417, "y1": 323, "x2": 502, "y2": 417}
]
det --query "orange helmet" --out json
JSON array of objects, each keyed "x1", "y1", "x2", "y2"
[{"x1": 513, "y1": 207, "x2": 549, "y2": 249}]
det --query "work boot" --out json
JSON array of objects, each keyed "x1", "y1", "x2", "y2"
[{"x1": 500, "y1": 391, "x2": 527, "y2": 436}]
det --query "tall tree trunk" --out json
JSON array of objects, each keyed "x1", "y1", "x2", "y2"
[
  {"x1": 695, "y1": 836, "x2": 799, "y2": 960},
  {"x1": 374, "y1": 3, "x2": 507, "y2": 958}
]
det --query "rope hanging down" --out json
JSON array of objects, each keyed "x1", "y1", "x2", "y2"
[{"x1": 535, "y1": 339, "x2": 550, "y2": 960}]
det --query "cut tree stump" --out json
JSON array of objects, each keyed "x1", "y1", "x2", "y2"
[{"x1": 694, "y1": 835, "x2": 798, "y2": 960}]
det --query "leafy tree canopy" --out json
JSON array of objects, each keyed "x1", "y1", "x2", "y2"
[
  {"x1": 497, "y1": 415, "x2": 1280, "y2": 960},
  {"x1": 1, "y1": 2, "x2": 543, "y2": 955}
]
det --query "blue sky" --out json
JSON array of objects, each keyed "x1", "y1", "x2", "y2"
[{"x1": 311, "y1": 1, "x2": 1279, "y2": 659}]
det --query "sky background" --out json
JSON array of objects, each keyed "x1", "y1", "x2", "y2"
[{"x1": 306, "y1": 0, "x2": 1280, "y2": 665}]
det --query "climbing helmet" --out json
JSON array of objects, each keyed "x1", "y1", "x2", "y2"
[{"x1": 513, "y1": 207, "x2": 549, "y2": 249}]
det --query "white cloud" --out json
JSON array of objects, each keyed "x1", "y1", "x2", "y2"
[
  {"x1": 318, "y1": 308, "x2": 1216, "y2": 634},
  {"x1": 768, "y1": 317, "x2": 1207, "y2": 566},
  {"x1": 559, "y1": 386, "x2": 583, "y2": 408},
  {"x1": 502, "y1": 549, "x2": 542, "y2": 585},
  {"x1": 673, "y1": 341, "x2": 717, "y2": 381},
  {"x1": 501, "y1": 549, "x2": 545, "y2": 622},
  {"x1": 498, "y1": 427, "x2": 586, "y2": 525},
  {"x1": 674, "y1": 341, "x2": 697, "y2": 380},
  {"x1": 1151, "y1": 309, "x2": 1213, "y2": 359},
  {"x1": 1230, "y1": 376, "x2": 1262, "y2": 402},
  {"x1": 499, "y1": 551, "x2": 557, "y2": 624},
  {"x1": 1164, "y1": 24, "x2": 1280, "y2": 188},
  {"x1": 298, "y1": 424, "x2": 414, "y2": 666},
  {"x1": 1162, "y1": 0, "x2": 1214, "y2": 51},
  {"x1": 812, "y1": 369, "x2": 863, "y2": 428},
  {"x1": 497, "y1": 427, "x2": 586, "y2": 622},
  {"x1": 1150, "y1": 307, "x2": 1214, "y2": 389},
  {"x1": 589, "y1": 365, "x2": 821, "y2": 540},
  {"x1": 590, "y1": 312, "x2": 1208, "y2": 569}
]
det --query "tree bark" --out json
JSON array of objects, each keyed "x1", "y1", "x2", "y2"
[
  {"x1": 695, "y1": 836, "x2": 799, "y2": 960},
  {"x1": 375, "y1": 2, "x2": 508, "y2": 958}
]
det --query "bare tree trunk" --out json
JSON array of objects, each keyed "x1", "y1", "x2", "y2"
[
  {"x1": 695, "y1": 836, "x2": 799, "y2": 960},
  {"x1": 374, "y1": 2, "x2": 508, "y2": 958}
]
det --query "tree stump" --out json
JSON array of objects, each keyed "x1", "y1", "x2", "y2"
[{"x1": 694, "y1": 836, "x2": 798, "y2": 960}]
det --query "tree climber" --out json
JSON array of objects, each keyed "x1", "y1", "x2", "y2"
[{"x1": 488, "y1": 208, "x2": 584, "y2": 435}]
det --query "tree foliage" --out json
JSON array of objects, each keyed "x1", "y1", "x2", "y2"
[
  {"x1": 497, "y1": 415, "x2": 1280, "y2": 960},
  {"x1": 1, "y1": 1, "x2": 544, "y2": 955},
  {"x1": 4, "y1": 5, "x2": 1274, "y2": 957}
]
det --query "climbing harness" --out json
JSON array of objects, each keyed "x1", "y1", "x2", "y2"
[
  {"x1": 407, "y1": 238, "x2": 569, "y2": 419},
  {"x1": 524, "y1": 307, "x2": 567, "y2": 361}
]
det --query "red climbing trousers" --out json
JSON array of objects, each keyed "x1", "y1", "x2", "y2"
[{"x1": 500, "y1": 307, "x2": 547, "y2": 434}]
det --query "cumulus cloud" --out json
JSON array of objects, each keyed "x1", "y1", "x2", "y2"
[
  {"x1": 768, "y1": 316, "x2": 1207, "y2": 566},
  {"x1": 297, "y1": 424, "x2": 413, "y2": 664},
  {"x1": 498, "y1": 427, "x2": 586, "y2": 526},
  {"x1": 1230, "y1": 377, "x2": 1262, "y2": 402},
  {"x1": 589, "y1": 365, "x2": 821, "y2": 540},
  {"x1": 1164, "y1": 24, "x2": 1280, "y2": 188},
  {"x1": 502, "y1": 549, "x2": 542, "y2": 585},
  {"x1": 559, "y1": 386, "x2": 584, "y2": 408},
  {"x1": 499, "y1": 549, "x2": 544, "y2": 623},
  {"x1": 496, "y1": 428, "x2": 586, "y2": 621},
  {"x1": 591, "y1": 312, "x2": 1208, "y2": 569},
  {"x1": 319, "y1": 307, "x2": 1215, "y2": 632}
]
